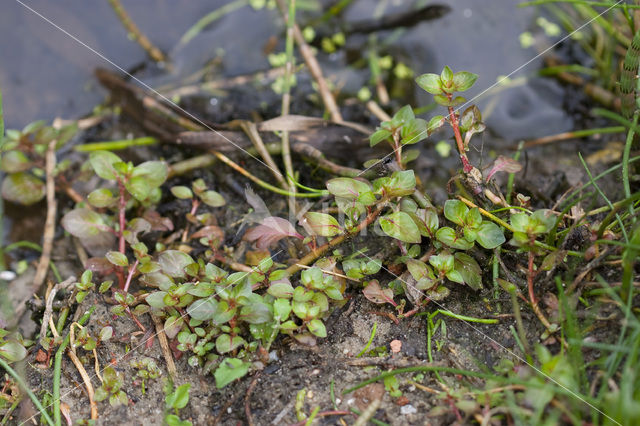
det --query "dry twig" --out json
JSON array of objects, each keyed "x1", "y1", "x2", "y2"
[
  {"x1": 39, "y1": 277, "x2": 75, "y2": 347},
  {"x1": 152, "y1": 314, "x2": 177, "y2": 382},
  {"x1": 31, "y1": 139, "x2": 59, "y2": 318}
]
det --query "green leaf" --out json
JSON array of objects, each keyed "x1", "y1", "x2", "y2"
[
  {"x1": 166, "y1": 383, "x2": 191, "y2": 410},
  {"x1": 185, "y1": 298, "x2": 216, "y2": 320},
  {"x1": 440, "y1": 66, "x2": 454, "y2": 85},
  {"x1": 0, "y1": 341, "x2": 27, "y2": 362},
  {"x1": 131, "y1": 161, "x2": 168, "y2": 188},
  {"x1": 443, "y1": 199, "x2": 468, "y2": 226},
  {"x1": 165, "y1": 414, "x2": 192, "y2": 426},
  {"x1": 427, "y1": 115, "x2": 445, "y2": 136},
  {"x1": 475, "y1": 222, "x2": 505, "y2": 249},
  {"x1": 239, "y1": 297, "x2": 272, "y2": 324},
  {"x1": 106, "y1": 251, "x2": 128, "y2": 267},
  {"x1": 302, "y1": 212, "x2": 342, "y2": 237},
  {"x1": 171, "y1": 186, "x2": 193, "y2": 199},
  {"x1": 453, "y1": 71, "x2": 478, "y2": 92},
  {"x1": 1, "y1": 172, "x2": 45, "y2": 205},
  {"x1": 429, "y1": 252, "x2": 454, "y2": 274},
  {"x1": 215, "y1": 358, "x2": 250, "y2": 388},
  {"x1": 388, "y1": 170, "x2": 416, "y2": 196},
  {"x1": 89, "y1": 151, "x2": 122, "y2": 181},
  {"x1": 99, "y1": 326, "x2": 113, "y2": 341},
  {"x1": 125, "y1": 176, "x2": 151, "y2": 201},
  {"x1": 459, "y1": 105, "x2": 481, "y2": 132},
  {"x1": 510, "y1": 213, "x2": 530, "y2": 233},
  {"x1": 531, "y1": 210, "x2": 555, "y2": 234},
  {"x1": 394, "y1": 105, "x2": 415, "y2": 124},
  {"x1": 326, "y1": 177, "x2": 372, "y2": 200},
  {"x1": 87, "y1": 188, "x2": 116, "y2": 208},
  {"x1": 410, "y1": 208, "x2": 439, "y2": 237},
  {"x1": 215, "y1": 334, "x2": 246, "y2": 354},
  {"x1": 415, "y1": 73, "x2": 443, "y2": 95},
  {"x1": 379, "y1": 211, "x2": 421, "y2": 243},
  {"x1": 301, "y1": 267, "x2": 323, "y2": 288},
  {"x1": 199, "y1": 190, "x2": 226, "y2": 207},
  {"x1": 370, "y1": 129, "x2": 392, "y2": 146},
  {"x1": 268, "y1": 282, "x2": 295, "y2": 298},
  {"x1": 0, "y1": 151, "x2": 31, "y2": 173},
  {"x1": 434, "y1": 95, "x2": 466, "y2": 107},
  {"x1": 273, "y1": 298, "x2": 291, "y2": 320},
  {"x1": 465, "y1": 207, "x2": 482, "y2": 229},
  {"x1": 307, "y1": 319, "x2": 327, "y2": 338},
  {"x1": 406, "y1": 258, "x2": 427, "y2": 278},
  {"x1": 436, "y1": 227, "x2": 474, "y2": 250},
  {"x1": 453, "y1": 252, "x2": 482, "y2": 290},
  {"x1": 158, "y1": 250, "x2": 195, "y2": 278},
  {"x1": 400, "y1": 118, "x2": 427, "y2": 145},
  {"x1": 61, "y1": 208, "x2": 108, "y2": 238}
]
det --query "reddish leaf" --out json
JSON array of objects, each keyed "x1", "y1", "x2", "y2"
[
  {"x1": 143, "y1": 210, "x2": 174, "y2": 231},
  {"x1": 244, "y1": 217, "x2": 303, "y2": 249},
  {"x1": 191, "y1": 225, "x2": 225, "y2": 248},
  {"x1": 485, "y1": 156, "x2": 522, "y2": 181},
  {"x1": 362, "y1": 280, "x2": 395, "y2": 305}
]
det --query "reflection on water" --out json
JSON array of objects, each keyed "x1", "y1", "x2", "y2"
[{"x1": 0, "y1": 0, "x2": 570, "y2": 140}]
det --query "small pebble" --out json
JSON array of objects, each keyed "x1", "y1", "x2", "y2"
[
  {"x1": 400, "y1": 405, "x2": 417, "y2": 415},
  {"x1": 346, "y1": 398, "x2": 355, "y2": 406},
  {"x1": 0, "y1": 271, "x2": 16, "y2": 281},
  {"x1": 311, "y1": 369, "x2": 320, "y2": 375},
  {"x1": 227, "y1": 407, "x2": 233, "y2": 414}
]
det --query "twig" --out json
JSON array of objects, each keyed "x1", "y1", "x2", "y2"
[
  {"x1": 276, "y1": 0, "x2": 342, "y2": 122},
  {"x1": 32, "y1": 139, "x2": 58, "y2": 300},
  {"x1": 107, "y1": 0, "x2": 167, "y2": 65},
  {"x1": 285, "y1": 202, "x2": 386, "y2": 275},
  {"x1": 244, "y1": 372, "x2": 261, "y2": 426},
  {"x1": 352, "y1": 398, "x2": 381, "y2": 426},
  {"x1": 366, "y1": 100, "x2": 392, "y2": 122},
  {"x1": 54, "y1": 308, "x2": 94, "y2": 426},
  {"x1": 294, "y1": 263, "x2": 359, "y2": 282},
  {"x1": 39, "y1": 277, "x2": 76, "y2": 348},
  {"x1": 239, "y1": 121, "x2": 287, "y2": 188},
  {"x1": 151, "y1": 314, "x2": 177, "y2": 382},
  {"x1": 210, "y1": 150, "x2": 326, "y2": 198},
  {"x1": 292, "y1": 143, "x2": 372, "y2": 178},
  {"x1": 168, "y1": 154, "x2": 217, "y2": 178},
  {"x1": 69, "y1": 324, "x2": 98, "y2": 420},
  {"x1": 279, "y1": 0, "x2": 298, "y2": 214}
]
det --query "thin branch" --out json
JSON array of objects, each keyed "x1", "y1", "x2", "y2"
[
  {"x1": 276, "y1": 0, "x2": 342, "y2": 122},
  {"x1": 107, "y1": 0, "x2": 168, "y2": 65},
  {"x1": 32, "y1": 138, "x2": 58, "y2": 297}
]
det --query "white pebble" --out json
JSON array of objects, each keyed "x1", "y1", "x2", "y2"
[{"x1": 401, "y1": 405, "x2": 417, "y2": 415}]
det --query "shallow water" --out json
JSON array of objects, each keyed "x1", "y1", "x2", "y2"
[{"x1": 0, "y1": 0, "x2": 571, "y2": 140}]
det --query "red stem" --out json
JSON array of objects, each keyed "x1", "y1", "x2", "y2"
[
  {"x1": 447, "y1": 103, "x2": 472, "y2": 173},
  {"x1": 118, "y1": 180, "x2": 126, "y2": 254},
  {"x1": 123, "y1": 259, "x2": 139, "y2": 293},
  {"x1": 116, "y1": 180, "x2": 128, "y2": 289},
  {"x1": 527, "y1": 249, "x2": 537, "y2": 306}
]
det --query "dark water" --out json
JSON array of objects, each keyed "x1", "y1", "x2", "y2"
[{"x1": 0, "y1": 0, "x2": 571, "y2": 140}]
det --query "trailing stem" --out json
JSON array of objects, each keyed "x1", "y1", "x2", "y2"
[
  {"x1": 116, "y1": 180, "x2": 127, "y2": 289},
  {"x1": 447, "y1": 101, "x2": 473, "y2": 173},
  {"x1": 286, "y1": 202, "x2": 387, "y2": 275}
]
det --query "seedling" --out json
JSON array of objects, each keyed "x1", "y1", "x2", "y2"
[
  {"x1": 130, "y1": 357, "x2": 161, "y2": 394},
  {"x1": 94, "y1": 366, "x2": 127, "y2": 407},
  {"x1": 165, "y1": 382, "x2": 192, "y2": 426}
]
